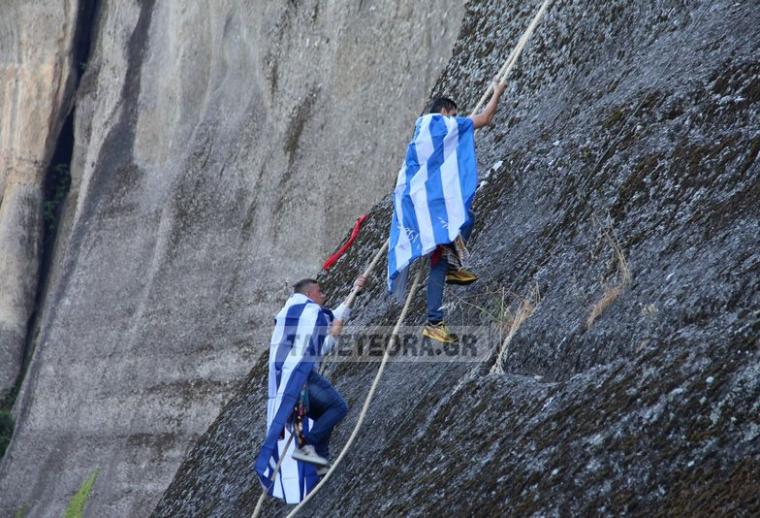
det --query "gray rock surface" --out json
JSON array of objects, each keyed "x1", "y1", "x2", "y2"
[
  {"x1": 0, "y1": 0, "x2": 464, "y2": 516},
  {"x1": 0, "y1": 0, "x2": 78, "y2": 398},
  {"x1": 153, "y1": 0, "x2": 759, "y2": 516}
]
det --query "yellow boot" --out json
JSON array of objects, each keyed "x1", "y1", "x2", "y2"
[
  {"x1": 422, "y1": 321, "x2": 457, "y2": 344},
  {"x1": 445, "y1": 268, "x2": 478, "y2": 285}
]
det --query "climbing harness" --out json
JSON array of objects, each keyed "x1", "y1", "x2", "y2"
[{"x1": 294, "y1": 386, "x2": 309, "y2": 447}]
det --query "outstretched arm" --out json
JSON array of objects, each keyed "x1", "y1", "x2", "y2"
[
  {"x1": 329, "y1": 275, "x2": 367, "y2": 337},
  {"x1": 470, "y1": 77, "x2": 508, "y2": 129}
]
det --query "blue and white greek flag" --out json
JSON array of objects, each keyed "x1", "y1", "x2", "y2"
[
  {"x1": 387, "y1": 114, "x2": 477, "y2": 292},
  {"x1": 253, "y1": 294, "x2": 332, "y2": 503}
]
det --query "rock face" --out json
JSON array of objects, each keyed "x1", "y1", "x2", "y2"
[
  {"x1": 0, "y1": 1, "x2": 78, "y2": 399},
  {"x1": 153, "y1": 0, "x2": 759, "y2": 516},
  {"x1": 0, "y1": 0, "x2": 464, "y2": 516}
]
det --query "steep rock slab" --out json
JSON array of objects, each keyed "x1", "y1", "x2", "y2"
[
  {"x1": 153, "y1": 0, "x2": 759, "y2": 516},
  {"x1": 0, "y1": 0, "x2": 464, "y2": 516},
  {"x1": 0, "y1": 1, "x2": 78, "y2": 398}
]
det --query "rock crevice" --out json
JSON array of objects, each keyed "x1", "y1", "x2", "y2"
[{"x1": 0, "y1": 0, "x2": 84, "y2": 406}]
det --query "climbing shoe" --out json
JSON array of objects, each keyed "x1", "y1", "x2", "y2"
[
  {"x1": 422, "y1": 321, "x2": 457, "y2": 344},
  {"x1": 292, "y1": 445, "x2": 330, "y2": 467},
  {"x1": 445, "y1": 268, "x2": 478, "y2": 285}
]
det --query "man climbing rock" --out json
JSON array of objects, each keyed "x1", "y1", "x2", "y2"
[
  {"x1": 254, "y1": 275, "x2": 365, "y2": 500},
  {"x1": 287, "y1": 277, "x2": 366, "y2": 468},
  {"x1": 387, "y1": 77, "x2": 508, "y2": 344}
]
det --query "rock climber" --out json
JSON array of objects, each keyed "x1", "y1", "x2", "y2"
[
  {"x1": 256, "y1": 275, "x2": 366, "y2": 483},
  {"x1": 388, "y1": 76, "x2": 508, "y2": 344}
]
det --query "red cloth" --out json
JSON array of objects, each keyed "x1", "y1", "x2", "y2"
[
  {"x1": 430, "y1": 245, "x2": 444, "y2": 266},
  {"x1": 322, "y1": 214, "x2": 368, "y2": 271}
]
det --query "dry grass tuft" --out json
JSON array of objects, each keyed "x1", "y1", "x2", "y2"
[
  {"x1": 585, "y1": 228, "x2": 631, "y2": 329},
  {"x1": 445, "y1": 283, "x2": 541, "y2": 374},
  {"x1": 491, "y1": 283, "x2": 541, "y2": 374}
]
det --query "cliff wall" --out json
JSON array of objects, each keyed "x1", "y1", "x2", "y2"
[
  {"x1": 0, "y1": 0, "x2": 78, "y2": 399},
  {"x1": 155, "y1": 0, "x2": 759, "y2": 516},
  {"x1": 0, "y1": 1, "x2": 464, "y2": 516}
]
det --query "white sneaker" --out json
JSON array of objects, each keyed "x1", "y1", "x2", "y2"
[
  {"x1": 291, "y1": 445, "x2": 329, "y2": 467},
  {"x1": 316, "y1": 465, "x2": 329, "y2": 477}
]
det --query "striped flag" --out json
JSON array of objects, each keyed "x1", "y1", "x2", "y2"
[
  {"x1": 253, "y1": 294, "x2": 333, "y2": 503},
  {"x1": 387, "y1": 113, "x2": 478, "y2": 293}
]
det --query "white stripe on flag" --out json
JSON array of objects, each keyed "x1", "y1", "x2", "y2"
[
  {"x1": 266, "y1": 301, "x2": 319, "y2": 502},
  {"x1": 410, "y1": 117, "x2": 435, "y2": 252},
  {"x1": 393, "y1": 165, "x2": 412, "y2": 272},
  {"x1": 274, "y1": 306, "x2": 318, "y2": 408},
  {"x1": 273, "y1": 428, "x2": 303, "y2": 501},
  {"x1": 441, "y1": 117, "x2": 466, "y2": 241}
]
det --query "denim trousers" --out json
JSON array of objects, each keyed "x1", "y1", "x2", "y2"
[
  {"x1": 427, "y1": 214, "x2": 474, "y2": 323},
  {"x1": 302, "y1": 370, "x2": 348, "y2": 459}
]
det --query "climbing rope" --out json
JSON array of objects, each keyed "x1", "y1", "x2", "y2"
[
  {"x1": 253, "y1": 2, "x2": 553, "y2": 514},
  {"x1": 471, "y1": 0, "x2": 552, "y2": 114},
  {"x1": 318, "y1": 239, "x2": 389, "y2": 376},
  {"x1": 340, "y1": 240, "x2": 389, "y2": 310}
]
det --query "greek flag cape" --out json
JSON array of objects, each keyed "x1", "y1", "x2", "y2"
[
  {"x1": 253, "y1": 294, "x2": 333, "y2": 503},
  {"x1": 387, "y1": 113, "x2": 477, "y2": 293}
]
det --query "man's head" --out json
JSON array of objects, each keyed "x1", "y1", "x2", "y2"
[
  {"x1": 429, "y1": 97, "x2": 458, "y2": 116},
  {"x1": 293, "y1": 278, "x2": 326, "y2": 305}
]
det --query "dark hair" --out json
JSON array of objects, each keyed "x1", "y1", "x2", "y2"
[
  {"x1": 429, "y1": 97, "x2": 458, "y2": 114},
  {"x1": 293, "y1": 278, "x2": 319, "y2": 294}
]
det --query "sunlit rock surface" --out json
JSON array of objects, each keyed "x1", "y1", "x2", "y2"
[{"x1": 0, "y1": 0, "x2": 78, "y2": 399}]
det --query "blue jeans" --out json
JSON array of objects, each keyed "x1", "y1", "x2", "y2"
[
  {"x1": 302, "y1": 370, "x2": 348, "y2": 459},
  {"x1": 427, "y1": 214, "x2": 474, "y2": 323}
]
